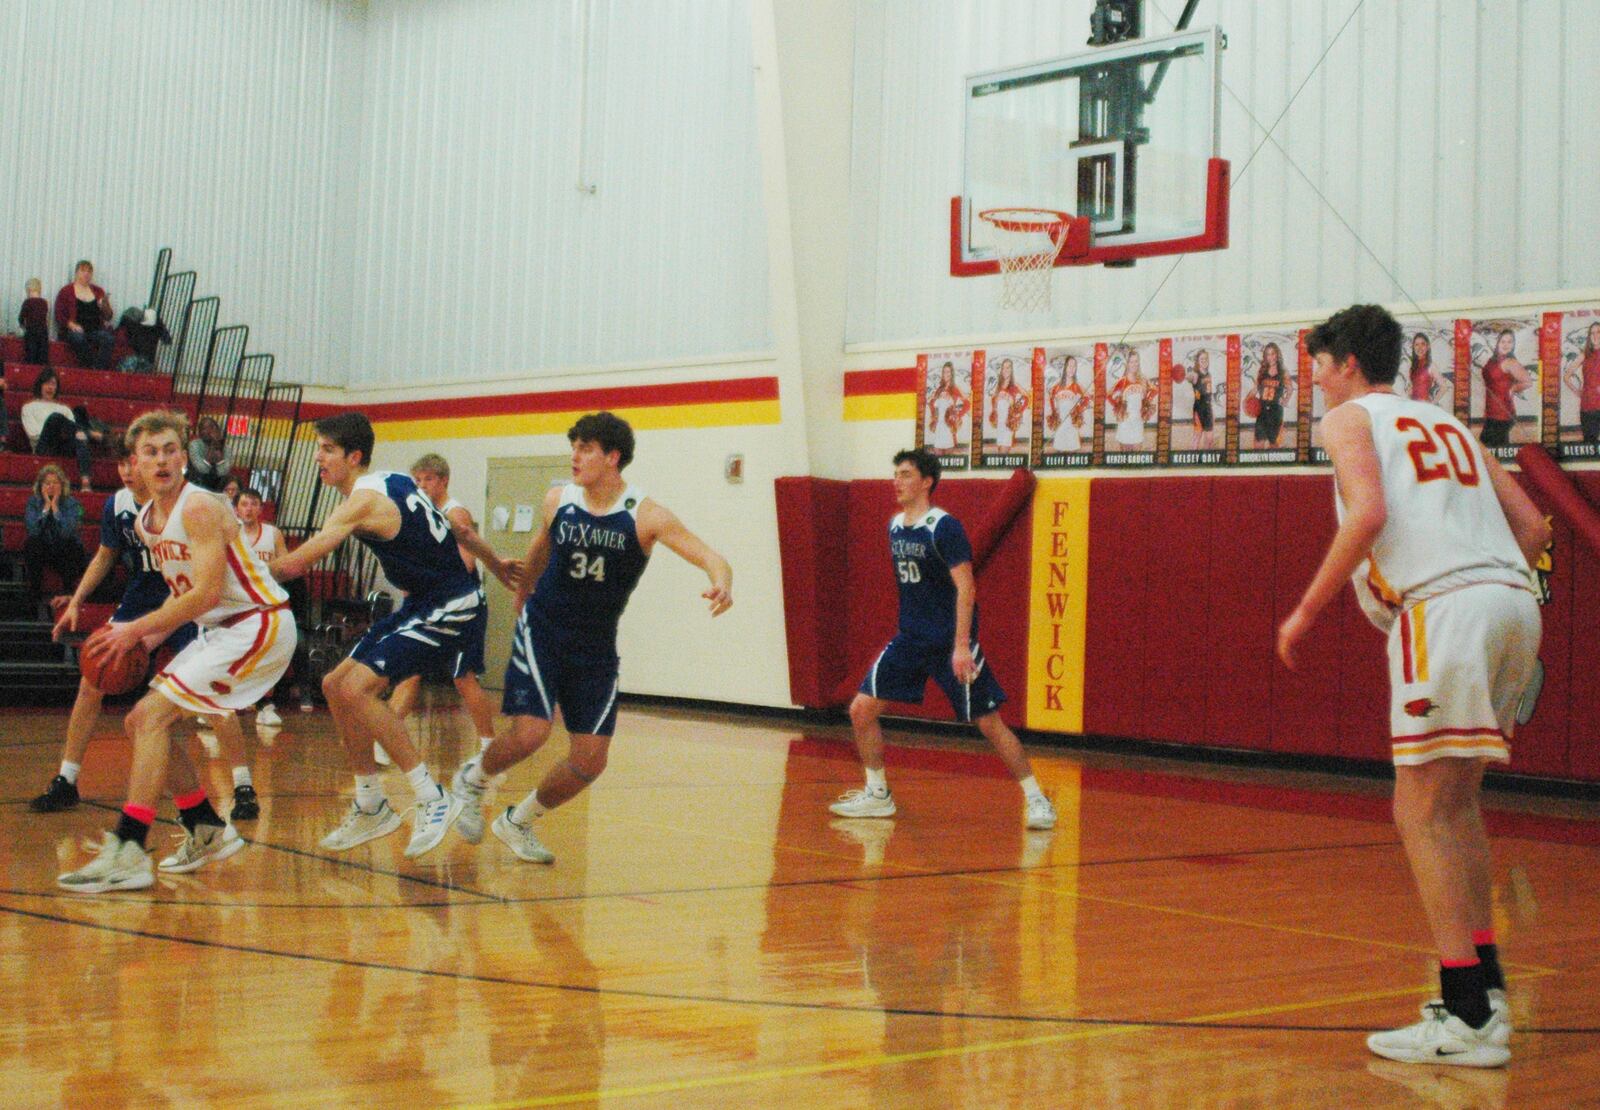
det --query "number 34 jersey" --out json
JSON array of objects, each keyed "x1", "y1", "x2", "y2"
[
  {"x1": 889, "y1": 507, "x2": 974, "y2": 648},
  {"x1": 1341, "y1": 393, "x2": 1535, "y2": 631},
  {"x1": 527, "y1": 483, "x2": 651, "y2": 658}
]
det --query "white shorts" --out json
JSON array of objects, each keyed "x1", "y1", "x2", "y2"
[
  {"x1": 151, "y1": 606, "x2": 297, "y2": 716},
  {"x1": 1388, "y1": 584, "x2": 1540, "y2": 766}
]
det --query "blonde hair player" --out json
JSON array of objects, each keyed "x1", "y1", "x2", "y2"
[
  {"x1": 1278, "y1": 304, "x2": 1548, "y2": 1068},
  {"x1": 57, "y1": 411, "x2": 297, "y2": 893}
]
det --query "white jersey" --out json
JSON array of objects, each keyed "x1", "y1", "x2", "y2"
[
  {"x1": 241, "y1": 520, "x2": 283, "y2": 565},
  {"x1": 1341, "y1": 392, "x2": 1534, "y2": 631},
  {"x1": 137, "y1": 482, "x2": 289, "y2": 627}
]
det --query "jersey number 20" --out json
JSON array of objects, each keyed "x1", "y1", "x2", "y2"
[{"x1": 1396, "y1": 417, "x2": 1481, "y2": 487}]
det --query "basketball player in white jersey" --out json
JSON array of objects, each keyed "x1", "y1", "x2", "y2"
[
  {"x1": 1278, "y1": 305, "x2": 1549, "y2": 1068},
  {"x1": 236, "y1": 487, "x2": 288, "y2": 734},
  {"x1": 58, "y1": 411, "x2": 298, "y2": 893},
  {"x1": 384, "y1": 454, "x2": 499, "y2": 765}
]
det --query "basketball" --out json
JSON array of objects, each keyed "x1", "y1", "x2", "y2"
[
  {"x1": 79, "y1": 626, "x2": 150, "y2": 695},
  {"x1": 1244, "y1": 394, "x2": 1262, "y2": 418},
  {"x1": 1172, "y1": 365, "x2": 1185, "y2": 383}
]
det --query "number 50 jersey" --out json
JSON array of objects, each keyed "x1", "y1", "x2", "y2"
[
  {"x1": 889, "y1": 507, "x2": 975, "y2": 647},
  {"x1": 527, "y1": 483, "x2": 651, "y2": 657}
]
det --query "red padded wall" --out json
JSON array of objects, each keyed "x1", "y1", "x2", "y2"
[
  {"x1": 1509, "y1": 470, "x2": 1572, "y2": 776},
  {"x1": 1083, "y1": 478, "x2": 1153, "y2": 738},
  {"x1": 773, "y1": 477, "x2": 851, "y2": 706},
  {"x1": 1566, "y1": 473, "x2": 1600, "y2": 781},
  {"x1": 1137, "y1": 477, "x2": 1214, "y2": 743},
  {"x1": 1271, "y1": 476, "x2": 1343, "y2": 755},
  {"x1": 1203, "y1": 476, "x2": 1276, "y2": 750}
]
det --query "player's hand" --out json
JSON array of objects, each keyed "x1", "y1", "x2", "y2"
[
  {"x1": 488, "y1": 557, "x2": 520, "y2": 590},
  {"x1": 98, "y1": 620, "x2": 144, "y2": 658},
  {"x1": 1276, "y1": 608, "x2": 1311, "y2": 671},
  {"x1": 702, "y1": 584, "x2": 732, "y2": 617},
  {"x1": 951, "y1": 644, "x2": 977, "y2": 684},
  {"x1": 51, "y1": 599, "x2": 80, "y2": 641}
]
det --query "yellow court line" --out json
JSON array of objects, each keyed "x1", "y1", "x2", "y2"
[{"x1": 623, "y1": 816, "x2": 1559, "y2": 975}]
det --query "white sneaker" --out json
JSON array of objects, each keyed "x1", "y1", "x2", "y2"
[
  {"x1": 404, "y1": 787, "x2": 463, "y2": 859},
  {"x1": 491, "y1": 808, "x2": 555, "y2": 864},
  {"x1": 255, "y1": 704, "x2": 282, "y2": 729},
  {"x1": 373, "y1": 742, "x2": 392, "y2": 767},
  {"x1": 1486, "y1": 989, "x2": 1511, "y2": 1048},
  {"x1": 1025, "y1": 794, "x2": 1057, "y2": 830},
  {"x1": 318, "y1": 799, "x2": 402, "y2": 851},
  {"x1": 57, "y1": 833, "x2": 155, "y2": 894},
  {"x1": 158, "y1": 823, "x2": 246, "y2": 873},
  {"x1": 829, "y1": 787, "x2": 896, "y2": 818},
  {"x1": 449, "y1": 762, "x2": 487, "y2": 844},
  {"x1": 1366, "y1": 1002, "x2": 1511, "y2": 1067}
]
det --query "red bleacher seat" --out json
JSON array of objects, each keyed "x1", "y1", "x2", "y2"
[
  {"x1": 0, "y1": 487, "x2": 110, "y2": 519},
  {"x1": 0, "y1": 521, "x2": 102, "y2": 553},
  {"x1": 0, "y1": 336, "x2": 133, "y2": 369},
  {"x1": 0, "y1": 453, "x2": 121, "y2": 488},
  {"x1": 5, "y1": 363, "x2": 172, "y2": 403}
]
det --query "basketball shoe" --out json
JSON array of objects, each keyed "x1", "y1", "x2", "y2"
[
  {"x1": 448, "y1": 761, "x2": 488, "y2": 844},
  {"x1": 319, "y1": 799, "x2": 402, "y2": 850},
  {"x1": 492, "y1": 808, "x2": 555, "y2": 864},
  {"x1": 1025, "y1": 794, "x2": 1058, "y2": 830},
  {"x1": 404, "y1": 786, "x2": 462, "y2": 859},
  {"x1": 57, "y1": 833, "x2": 154, "y2": 894},
  {"x1": 30, "y1": 775, "x2": 80, "y2": 813},
  {"x1": 159, "y1": 823, "x2": 246, "y2": 873},
  {"x1": 1366, "y1": 1002, "x2": 1510, "y2": 1067},
  {"x1": 829, "y1": 787, "x2": 896, "y2": 818}
]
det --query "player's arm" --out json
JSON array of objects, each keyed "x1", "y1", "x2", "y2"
[
  {"x1": 451, "y1": 511, "x2": 523, "y2": 590},
  {"x1": 507, "y1": 486, "x2": 562, "y2": 606},
  {"x1": 1483, "y1": 453, "x2": 1553, "y2": 567},
  {"x1": 269, "y1": 490, "x2": 386, "y2": 581},
  {"x1": 445, "y1": 505, "x2": 479, "y2": 573},
  {"x1": 102, "y1": 496, "x2": 231, "y2": 652},
  {"x1": 639, "y1": 500, "x2": 732, "y2": 616},
  {"x1": 51, "y1": 544, "x2": 120, "y2": 641},
  {"x1": 271, "y1": 526, "x2": 289, "y2": 562},
  {"x1": 1276, "y1": 404, "x2": 1386, "y2": 670},
  {"x1": 948, "y1": 560, "x2": 979, "y2": 683}
]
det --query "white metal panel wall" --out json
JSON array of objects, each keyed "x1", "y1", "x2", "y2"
[
  {"x1": 848, "y1": 0, "x2": 1600, "y2": 346},
  {"x1": 350, "y1": 0, "x2": 771, "y2": 389},
  {"x1": 0, "y1": 0, "x2": 363, "y2": 387}
]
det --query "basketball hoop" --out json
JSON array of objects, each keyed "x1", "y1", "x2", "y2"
[{"x1": 978, "y1": 208, "x2": 1080, "y2": 313}]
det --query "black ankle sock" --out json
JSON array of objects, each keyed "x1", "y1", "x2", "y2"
[
  {"x1": 1475, "y1": 943, "x2": 1505, "y2": 992},
  {"x1": 1440, "y1": 962, "x2": 1492, "y2": 1028},
  {"x1": 178, "y1": 798, "x2": 225, "y2": 833},
  {"x1": 114, "y1": 813, "x2": 151, "y2": 848}
]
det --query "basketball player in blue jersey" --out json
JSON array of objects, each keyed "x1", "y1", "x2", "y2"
[
  {"x1": 271, "y1": 413, "x2": 509, "y2": 859},
  {"x1": 830, "y1": 448, "x2": 1057, "y2": 830},
  {"x1": 442, "y1": 411, "x2": 733, "y2": 864}
]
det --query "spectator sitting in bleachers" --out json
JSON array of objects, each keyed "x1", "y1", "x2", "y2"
[
  {"x1": 20, "y1": 277, "x2": 49, "y2": 365},
  {"x1": 222, "y1": 475, "x2": 241, "y2": 506},
  {"x1": 23, "y1": 368, "x2": 101, "y2": 492},
  {"x1": 55, "y1": 260, "x2": 115, "y2": 370},
  {"x1": 24, "y1": 463, "x2": 87, "y2": 604},
  {"x1": 116, "y1": 306, "x2": 168, "y2": 374},
  {"x1": 187, "y1": 415, "x2": 233, "y2": 492}
]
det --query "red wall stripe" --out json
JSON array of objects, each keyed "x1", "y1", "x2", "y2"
[{"x1": 843, "y1": 367, "x2": 919, "y2": 396}]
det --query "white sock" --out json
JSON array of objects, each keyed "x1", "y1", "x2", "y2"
[
  {"x1": 510, "y1": 791, "x2": 547, "y2": 824},
  {"x1": 406, "y1": 763, "x2": 440, "y2": 801},
  {"x1": 865, "y1": 766, "x2": 888, "y2": 794},
  {"x1": 463, "y1": 759, "x2": 492, "y2": 790},
  {"x1": 1018, "y1": 775, "x2": 1045, "y2": 802},
  {"x1": 354, "y1": 774, "x2": 385, "y2": 812},
  {"x1": 60, "y1": 761, "x2": 81, "y2": 785},
  {"x1": 232, "y1": 766, "x2": 253, "y2": 789},
  {"x1": 479, "y1": 736, "x2": 494, "y2": 752}
]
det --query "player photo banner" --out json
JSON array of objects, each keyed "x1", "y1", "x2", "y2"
[
  {"x1": 1103, "y1": 341, "x2": 1158, "y2": 467},
  {"x1": 1091, "y1": 343, "x2": 1108, "y2": 465},
  {"x1": 1155, "y1": 338, "x2": 1173, "y2": 464},
  {"x1": 1038, "y1": 347, "x2": 1095, "y2": 469},
  {"x1": 1298, "y1": 329, "x2": 1317, "y2": 464},
  {"x1": 1238, "y1": 330, "x2": 1298, "y2": 464},
  {"x1": 1547, "y1": 308, "x2": 1600, "y2": 460},
  {"x1": 1224, "y1": 334, "x2": 1242, "y2": 464},
  {"x1": 1466, "y1": 317, "x2": 1540, "y2": 461},
  {"x1": 1169, "y1": 334, "x2": 1227, "y2": 467},
  {"x1": 915, "y1": 351, "x2": 972, "y2": 471},
  {"x1": 976, "y1": 347, "x2": 1034, "y2": 469},
  {"x1": 1398, "y1": 321, "x2": 1457, "y2": 415}
]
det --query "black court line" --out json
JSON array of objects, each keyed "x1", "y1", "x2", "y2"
[
  {"x1": 5, "y1": 837, "x2": 1401, "y2": 911},
  {"x1": 1, "y1": 901, "x2": 1594, "y2": 1036}
]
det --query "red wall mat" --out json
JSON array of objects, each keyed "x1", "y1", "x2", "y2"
[
  {"x1": 1083, "y1": 478, "x2": 1153, "y2": 738},
  {"x1": 1334, "y1": 585, "x2": 1390, "y2": 762},
  {"x1": 773, "y1": 477, "x2": 851, "y2": 707},
  {"x1": 1567, "y1": 472, "x2": 1600, "y2": 780},
  {"x1": 1137, "y1": 476, "x2": 1214, "y2": 742},
  {"x1": 1508, "y1": 470, "x2": 1573, "y2": 776},
  {"x1": 1202, "y1": 476, "x2": 1277, "y2": 750},
  {"x1": 1271, "y1": 476, "x2": 1342, "y2": 755}
]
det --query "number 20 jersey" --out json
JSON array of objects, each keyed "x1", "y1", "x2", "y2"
[
  {"x1": 527, "y1": 483, "x2": 650, "y2": 657},
  {"x1": 1340, "y1": 392, "x2": 1535, "y2": 631}
]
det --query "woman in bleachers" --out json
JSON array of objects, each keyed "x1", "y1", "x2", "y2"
[
  {"x1": 22, "y1": 368, "x2": 100, "y2": 492},
  {"x1": 187, "y1": 415, "x2": 233, "y2": 492},
  {"x1": 23, "y1": 463, "x2": 87, "y2": 603},
  {"x1": 55, "y1": 261, "x2": 116, "y2": 370}
]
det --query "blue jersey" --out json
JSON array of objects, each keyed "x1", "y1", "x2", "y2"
[
  {"x1": 102, "y1": 487, "x2": 169, "y2": 613},
  {"x1": 527, "y1": 483, "x2": 651, "y2": 656},
  {"x1": 352, "y1": 472, "x2": 476, "y2": 600},
  {"x1": 889, "y1": 507, "x2": 975, "y2": 646}
]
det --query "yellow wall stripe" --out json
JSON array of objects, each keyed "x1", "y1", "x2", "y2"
[
  {"x1": 842, "y1": 392, "x2": 915, "y2": 422},
  {"x1": 373, "y1": 399, "x2": 782, "y2": 442}
]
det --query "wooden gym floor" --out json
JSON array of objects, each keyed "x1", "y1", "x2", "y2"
[{"x1": 1, "y1": 701, "x2": 1596, "y2": 1107}]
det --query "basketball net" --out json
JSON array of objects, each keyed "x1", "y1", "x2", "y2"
[{"x1": 980, "y1": 208, "x2": 1073, "y2": 313}]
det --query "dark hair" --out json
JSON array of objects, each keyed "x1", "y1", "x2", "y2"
[
  {"x1": 893, "y1": 447, "x2": 941, "y2": 492},
  {"x1": 1305, "y1": 304, "x2": 1403, "y2": 385},
  {"x1": 314, "y1": 412, "x2": 376, "y2": 468},
  {"x1": 113, "y1": 437, "x2": 133, "y2": 461},
  {"x1": 237, "y1": 487, "x2": 263, "y2": 503},
  {"x1": 567, "y1": 411, "x2": 635, "y2": 469},
  {"x1": 32, "y1": 367, "x2": 60, "y2": 398}
]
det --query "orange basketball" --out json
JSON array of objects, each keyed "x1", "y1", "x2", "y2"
[
  {"x1": 1171, "y1": 365, "x2": 1185, "y2": 383},
  {"x1": 1244, "y1": 394, "x2": 1262, "y2": 418},
  {"x1": 80, "y1": 626, "x2": 151, "y2": 695}
]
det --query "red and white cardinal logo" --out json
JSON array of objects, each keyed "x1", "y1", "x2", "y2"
[{"x1": 1403, "y1": 698, "x2": 1439, "y2": 718}]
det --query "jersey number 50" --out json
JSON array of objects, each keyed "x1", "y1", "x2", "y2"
[
  {"x1": 1396, "y1": 417, "x2": 1481, "y2": 487},
  {"x1": 895, "y1": 560, "x2": 921, "y2": 584}
]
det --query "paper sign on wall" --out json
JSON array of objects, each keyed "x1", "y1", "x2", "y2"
[{"x1": 512, "y1": 505, "x2": 536, "y2": 532}]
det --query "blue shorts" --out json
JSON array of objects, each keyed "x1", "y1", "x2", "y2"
[
  {"x1": 112, "y1": 593, "x2": 198, "y2": 655},
  {"x1": 501, "y1": 608, "x2": 621, "y2": 737},
  {"x1": 348, "y1": 587, "x2": 487, "y2": 684},
  {"x1": 419, "y1": 591, "x2": 487, "y2": 679},
  {"x1": 858, "y1": 634, "x2": 1007, "y2": 723}
]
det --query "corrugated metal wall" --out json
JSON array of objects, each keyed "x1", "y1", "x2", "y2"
[
  {"x1": 847, "y1": 0, "x2": 1600, "y2": 346},
  {"x1": 0, "y1": 0, "x2": 363, "y2": 387},
  {"x1": 349, "y1": 0, "x2": 771, "y2": 389}
]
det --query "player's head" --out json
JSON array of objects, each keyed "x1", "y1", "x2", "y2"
[
  {"x1": 314, "y1": 412, "x2": 375, "y2": 487},
  {"x1": 1126, "y1": 348, "x2": 1141, "y2": 376},
  {"x1": 113, "y1": 437, "x2": 144, "y2": 495},
  {"x1": 236, "y1": 487, "x2": 263, "y2": 524},
  {"x1": 1306, "y1": 304, "x2": 1403, "y2": 406},
  {"x1": 937, "y1": 362, "x2": 954, "y2": 388},
  {"x1": 996, "y1": 358, "x2": 1014, "y2": 388},
  {"x1": 126, "y1": 409, "x2": 191, "y2": 497},
  {"x1": 1195, "y1": 349, "x2": 1209, "y2": 371},
  {"x1": 1411, "y1": 333, "x2": 1432, "y2": 364},
  {"x1": 1262, "y1": 342, "x2": 1282, "y2": 372},
  {"x1": 567, "y1": 412, "x2": 634, "y2": 483},
  {"x1": 1493, "y1": 329, "x2": 1515, "y2": 359},
  {"x1": 1587, "y1": 323, "x2": 1600, "y2": 354},
  {"x1": 411, "y1": 452, "x2": 451, "y2": 502},
  {"x1": 892, "y1": 447, "x2": 940, "y2": 504}
]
